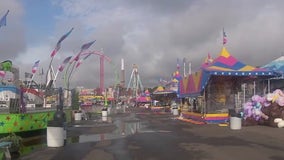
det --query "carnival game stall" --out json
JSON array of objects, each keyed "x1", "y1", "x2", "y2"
[
  {"x1": 135, "y1": 89, "x2": 151, "y2": 108},
  {"x1": 151, "y1": 86, "x2": 177, "y2": 112},
  {"x1": 243, "y1": 89, "x2": 284, "y2": 128},
  {"x1": 179, "y1": 47, "x2": 280, "y2": 124},
  {"x1": 262, "y1": 56, "x2": 284, "y2": 92}
]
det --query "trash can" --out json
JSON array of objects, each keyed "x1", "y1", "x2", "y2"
[
  {"x1": 230, "y1": 116, "x2": 242, "y2": 130},
  {"x1": 173, "y1": 107, "x2": 179, "y2": 116},
  {"x1": 102, "y1": 108, "x2": 108, "y2": 117},
  {"x1": 47, "y1": 121, "x2": 64, "y2": 147},
  {"x1": 74, "y1": 112, "x2": 82, "y2": 121},
  {"x1": 229, "y1": 111, "x2": 242, "y2": 130}
]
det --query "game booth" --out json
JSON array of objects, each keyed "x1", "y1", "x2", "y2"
[
  {"x1": 151, "y1": 85, "x2": 177, "y2": 112},
  {"x1": 262, "y1": 55, "x2": 284, "y2": 92},
  {"x1": 178, "y1": 47, "x2": 280, "y2": 124}
]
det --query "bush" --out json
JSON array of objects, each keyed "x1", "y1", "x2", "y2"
[{"x1": 0, "y1": 133, "x2": 23, "y2": 153}]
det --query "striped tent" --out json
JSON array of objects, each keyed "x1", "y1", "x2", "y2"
[
  {"x1": 179, "y1": 47, "x2": 280, "y2": 97},
  {"x1": 178, "y1": 47, "x2": 280, "y2": 124}
]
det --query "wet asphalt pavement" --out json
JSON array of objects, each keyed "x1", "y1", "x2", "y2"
[{"x1": 19, "y1": 108, "x2": 284, "y2": 160}]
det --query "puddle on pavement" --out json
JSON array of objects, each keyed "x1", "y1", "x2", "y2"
[
  {"x1": 17, "y1": 115, "x2": 146, "y2": 158},
  {"x1": 78, "y1": 120, "x2": 141, "y2": 143},
  {"x1": 17, "y1": 112, "x2": 172, "y2": 159},
  {"x1": 69, "y1": 116, "x2": 145, "y2": 143}
]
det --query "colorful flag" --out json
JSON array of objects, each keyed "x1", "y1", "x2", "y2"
[
  {"x1": 223, "y1": 28, "x2": 227, "y2": 45},
  {"x1": 76, "y1": 53, "x2": 92, "y2": 68},
  {"x1": 72, "y1": 53, "x2": 81, "y2": 62},
  {"x1": 207, "y1": 53, "x2": 213, "y2": 63},
  {"x1": 0, "y1": 71, "x2": 6, "y2": 78},
  {"x1": 32, "y1": 60, "x2": 40, "y2": 74},
  {"x1": 50, "y1": 28, "x2": 74, "y2": 57},
  {"x1": 81, "y1": 40, "x2": 96, "y2": 51},
  {"x1": 71, "y1": 40, "x2": 96, "y2": 63},
  {"x1": 25, "y1": 72, "x2": 33, "y2": 78},
  {"x1": 202, "y1": 53, "x2": 214, "y2": 68},
  {"x1": 75, "y1": 60, "x2": 83, "y2": 68},
  {"x1": 0, "y1": 10, "x2": 9, "y2": 28},
  {"x1": 58, "y1": 56, "x2": 72, "y2": 72}
]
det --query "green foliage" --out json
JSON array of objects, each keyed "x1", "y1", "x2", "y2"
[
  {"x1": 0, "y1": 60, "x2": 12, "y2": 71},
  {"x1": 0, "y1": 132, "x2": 23, "y2": 152},
  {"x1": 71, "y1": 89, "x2": 80, "y2": 110}
]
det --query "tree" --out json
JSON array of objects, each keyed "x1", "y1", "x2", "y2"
[{"x1": 71, "y1": 89, "x2": 80, "y2": 110}]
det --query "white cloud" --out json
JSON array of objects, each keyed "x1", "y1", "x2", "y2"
[{"x1": 2, "y1": 0, "x2": 284, "y2": 89}]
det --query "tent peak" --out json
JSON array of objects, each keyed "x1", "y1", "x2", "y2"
[{"x1": 220, "y1": 47, "x2": 230, "y2": 58}]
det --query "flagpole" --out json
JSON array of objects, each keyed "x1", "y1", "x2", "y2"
[
  {"x1": 27, "y1": 74, "x2": 35, "y2": 90},
  {"x1": 54, "y1": 70, "x2": 59, "y2": 84},
  {"x1": 67, "y1": 62, "x2": 77, "y2": 90},
  {"x1": 40, "y1": 68, "x2": 44, "y2": 90},
  {"x1": 222, "y1": 27, "x2": 227, "y2": 46},
  {"x1": 46, "y1": 57, "x2": 54, "y2": 88},
  {"x1": 51, "y1": 66, "x2": 56, "y2": 88},
  {"x1": 63, "y1": 62, "x2": 72, "y2": 89},
  {"x1": 188, "y1": 61, "x2": 192, "y2": 75},
  {"x1": 183, "y1": 58, "x2": 187, "y2": 77},
  {"x1": 67, "y1": 52, "x2": 94, "y2": 88},
  {"x1": 47, "y1": 27, "x2": 74, "y2": 89},
  {"x1": 63, "y1": 40, "x2": 96, "y2": 89}
]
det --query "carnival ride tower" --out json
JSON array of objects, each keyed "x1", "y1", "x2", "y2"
[
  {"x1": 120, "y1": 58, "x2": 125, "y2": 88},
  {"x1": 126, "y1": 64, "x2": 144, "y2": 97}
]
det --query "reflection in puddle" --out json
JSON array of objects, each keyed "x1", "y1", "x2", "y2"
[
  {"x1": 20, "y1": 143, "x2": 46, "y2": 157},
  {"x1": 18, "y1": 114, "x2": 149, "y2": 158},
  {"x1": 78, "y1": 119, "x2": 142, "y2": 143}
]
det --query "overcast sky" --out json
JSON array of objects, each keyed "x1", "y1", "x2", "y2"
[{"x1": 1, "y1": 0, "x2": 284, "y2": 89}]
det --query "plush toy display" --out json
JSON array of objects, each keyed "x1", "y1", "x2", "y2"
[
  {"x1": 274, "y1": 118, "x2": 284, "y2": 128},
  {"x1": 243, "y1": 89, "x2": 284, "y2": 128}
]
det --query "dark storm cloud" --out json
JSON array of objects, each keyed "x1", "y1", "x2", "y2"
[
  {"x1": 2, "y1": 0, "x2": 284, "y2": 89},
  {"x1": 0, "y1": 1, "x2": 26, "y2": 60},
  {"x1": 63, "y1": 0, "x2": 284, "y2": 88}
]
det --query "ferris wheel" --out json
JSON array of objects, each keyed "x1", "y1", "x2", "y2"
[{"x1": 126, "y1": 64, "x2": 144, "y2": 97}]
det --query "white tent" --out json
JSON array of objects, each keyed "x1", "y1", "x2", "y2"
[{"x1": 262, "y1": 56, "x2": 284, "y2": 92}]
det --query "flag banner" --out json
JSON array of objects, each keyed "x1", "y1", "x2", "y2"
[
  {"x1": 58, "y1": 56, "x2": 72, "y2": 72},
  {"x1": 75, "y1": 60, "x2": 83, "y2": 68},
  {"x1": 25, "y1": 72, "x2": 33, "y2": 78},
  {"x1": 76, "y1": 53, "x2": 92, "y2": 68},
  {"x1": 71, "y1": 40, "x2": 96, "y2": 63},
  {"x1": 50, "y1": 28, "x2": 74, "y2": 57},
  {"x1": 203, "y1": 53, "x2": 214, "y2": 67},
  {"x1": 0, "y1": 71, "x2": 6, "y2": 78},
  {"x1": 81, "y1": 40, "x2": 96, "y2": 51},
  {"x1": 223, "y1": 28, "x2": 227, "y2": 45},
  {"x1": 207, "y1": 53, "x2": 213, "y2": 63},
  {"x1": 0, "y1": 10, "x2": 9, "y2": 28},
  {"x1": 72, "y1": 52, "x2": 81, "y2": 62},
  {"x1": 32, "y1": 60, "x2": 40, "y2": 74}
]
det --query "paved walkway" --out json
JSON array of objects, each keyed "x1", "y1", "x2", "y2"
[{"x1": 18, "y1": 109, "x2": 284, "y2": 160}]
